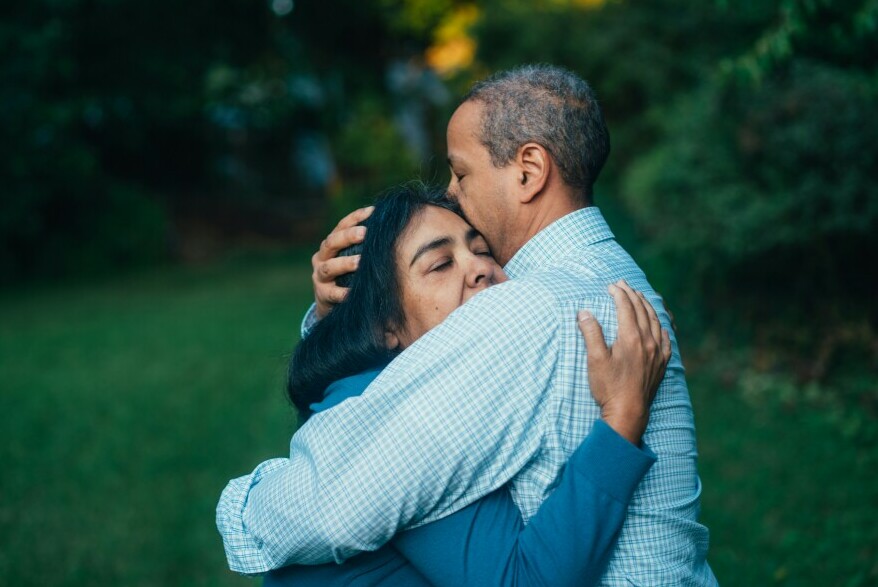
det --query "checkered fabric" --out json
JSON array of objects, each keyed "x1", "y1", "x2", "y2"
[{"x1": 217, "y1": 207, "x2": 716, "y2": 585}]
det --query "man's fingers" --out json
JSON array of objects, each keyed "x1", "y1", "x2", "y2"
[
  {"x1": 608, "y1": 281, "x2": 637, "y2": 337},
  {"x1": 577, "y1": 310, "x2": 609, "y2": 361},
  {"x1": 323, "y1": 285, "x2": 349, "y2": 305},
  {"x1": 318, "y1": 226, "x2": 367, "y2": 262},
  {"x1": 333, "y1": 206, "x2": 374, "y2": 232},
  {"x1": 316, "y1": 255, "x2": 360, "y2": 283}
]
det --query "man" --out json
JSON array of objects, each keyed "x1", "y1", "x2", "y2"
[{"x1": 218, "y1": 64, "x2": 716, "y2": 585}]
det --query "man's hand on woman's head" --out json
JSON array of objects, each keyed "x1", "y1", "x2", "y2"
[
  {"x1": 578, "y1": 280, "x2": 671, "y2": 446},
  {"x1": 311, "y1": 206, "x2": 374, "y2": 319}
]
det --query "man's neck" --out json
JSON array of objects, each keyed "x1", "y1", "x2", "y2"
[
  {"x1": 500, "y1": 191, "x2": 587, "y2": 265},
  {"x1": 524, "y1": 200, "x2": 585, "y2": 246}
]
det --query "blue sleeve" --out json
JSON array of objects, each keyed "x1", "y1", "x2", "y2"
[{"x1": 391, "y1": 420, "x2": 656, "y2": 587}]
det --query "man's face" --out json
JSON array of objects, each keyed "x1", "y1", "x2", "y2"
[{"x1": 446, "y1": 100, "x2": 518, "y2": 265}]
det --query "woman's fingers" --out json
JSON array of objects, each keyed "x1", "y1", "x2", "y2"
[
  {"x1": 659, "y1": 295, "x2": 678, "y2": 334},
  {"x1": 638, "y1": 291, "x2": 663, "y2": 347},
  {"x1": 618, "y1": 280, "x2": 650, "y2": 335},
  {"x1": 661, "y1": 328, "x2": 671, "y2": 363},
  {"x1": 608, "y1": 281, "x2": 637, "y2": 337},
  {"x1": 578, "y1": 310, "x2": 609, "y2": 362}
]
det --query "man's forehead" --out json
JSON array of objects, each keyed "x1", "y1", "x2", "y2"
[
  {"x1": 448, "y1": 100, "x2": 482, "y2": 136},
  {"x1": 447, "y1": 102, "x2": 484, "y2": 162}
]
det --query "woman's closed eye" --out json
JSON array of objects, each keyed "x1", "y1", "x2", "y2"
[{"x1": 429, "y1": 258, "x2": 453, "y2": 272}]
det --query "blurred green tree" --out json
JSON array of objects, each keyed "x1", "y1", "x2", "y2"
[
  {"x1": 620, "y1": 0, "x2": 878, "y2": 364},
  {"x1": 0, "y1": 0, "x2": 457, "y2": 281}
]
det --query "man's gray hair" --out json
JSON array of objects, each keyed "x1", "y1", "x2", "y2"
[{"x1": 463, "y1": 64, "x2": 610, "y2": 201}]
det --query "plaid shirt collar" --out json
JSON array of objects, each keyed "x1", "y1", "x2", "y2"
[{"x1": 504, "y1": 206, "x2": 616, "y2": 279}]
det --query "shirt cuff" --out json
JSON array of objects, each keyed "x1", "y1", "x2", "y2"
[
  {"x1": 570, "y1": 419, "x2": 657, "y2": 505},
  {"x1": 300, "y1": 302, "x2": 319, "y2": 339},
  {"x1": 216, "y1": 458, "x2": 288, "y2": 575}
]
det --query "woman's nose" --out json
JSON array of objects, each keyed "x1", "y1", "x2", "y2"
[{"x1": 466, "y1": 255, "x2": 495, "y2": 288}]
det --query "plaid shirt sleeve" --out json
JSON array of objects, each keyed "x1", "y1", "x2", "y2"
[
  {"x1": 217, "y1": 280, "x2": 562, "y2": 572},
  {"x1": 216, "y1": 458, "x2": 289, "y2": 574},
  {"x1": 300, "y1": 302, "x2": 318, "y2": 338}
]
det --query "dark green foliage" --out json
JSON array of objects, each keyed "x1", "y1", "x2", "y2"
[
  {"x1": 623, "y1": 62, "x2": 878, "y2": 300},
  {"x1": 612, "y1": 2, "x2": 878, "y2": 377},
  {"x1": 0, "y1": 0, "x2": 433, "y2": 282},
  {"x1": 0, "y1": 0, "x2": 274, "y2": 281}
]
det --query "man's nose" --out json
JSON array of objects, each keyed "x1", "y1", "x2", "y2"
[{"x1": 446, "y1": 182, "x2": 460, "y2": 202}]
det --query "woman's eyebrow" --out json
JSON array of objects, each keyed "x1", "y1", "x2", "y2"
[
  {"x1": 410, "y1": 236, "x2": 452, "y2": 267},
  {"x1": 465, "y1": 228, "x2": 481, "y2": 244}
]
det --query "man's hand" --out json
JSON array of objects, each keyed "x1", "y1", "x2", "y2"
[
  {"x1": 311, "y1": 206, "x2": 374, "y2": 319},
  {"x1": 577, "y1": 280, "x2": 671, "y2": 445}
]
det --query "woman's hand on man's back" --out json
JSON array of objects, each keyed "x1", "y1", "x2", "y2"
[{"x1": 577, "y1": 280, "x2": 671, "y2": 446}]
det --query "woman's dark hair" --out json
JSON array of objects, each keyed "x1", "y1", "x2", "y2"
[{"x1": 287, "y1": 182, "x2": 459, "y2": 415}]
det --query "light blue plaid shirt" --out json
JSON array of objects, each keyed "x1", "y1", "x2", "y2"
[{"x1": 217, "y1": 207, "x2": 716, "y2": 585}]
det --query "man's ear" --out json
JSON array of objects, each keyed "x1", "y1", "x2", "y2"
[
  {"x1": 384, "y1": 329, "x2": 401, "y2": 351},
  {"x1": 516, "y1": 143, "x2": 550, "y2": 204}
]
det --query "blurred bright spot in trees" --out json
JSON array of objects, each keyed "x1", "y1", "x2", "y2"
[
  {"x1": 426, "y1": 5, "x2": 480, "y2": 76},
  {"x1": 570, "y1": 0, "x2": 606, "y2": 9}
]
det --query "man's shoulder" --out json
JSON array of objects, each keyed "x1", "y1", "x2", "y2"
[
  {"x1": 531, "y1": 239, "x2": 650, "y2": 301},
  {"x1": 446, "y1": 277, "x2": 562, "y2": 328}
]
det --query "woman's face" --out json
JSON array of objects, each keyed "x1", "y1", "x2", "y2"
[{"x1": 388, "y1": 205, "x2": 507, "y2": 349}]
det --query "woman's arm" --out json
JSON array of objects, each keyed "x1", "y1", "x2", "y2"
[
  {"x1": 392, "y1": 419, "x2": 656, "y2": 586},
  {"x1": 259, "y1": 421, "x2": 654, "y2": 587}
]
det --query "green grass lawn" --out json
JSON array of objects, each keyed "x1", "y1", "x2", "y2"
[
  {"x1": 1, "y1": 254, "x2": 875, "y2": 586},
  {"x1": 692, "y1": 372, "x2": 877, "y2": 586}
]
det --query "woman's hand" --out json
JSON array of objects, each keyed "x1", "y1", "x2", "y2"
[
  {"x1": 577, "y1": 280, "x2": 671, "y2": 445},
  {"x1": 310, "y1": 206, "x2": 374, "y2": 318}
]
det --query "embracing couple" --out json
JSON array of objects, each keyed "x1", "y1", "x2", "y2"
[{"x1": 217, "y1": 64, "x2": 718, "y2": 586}]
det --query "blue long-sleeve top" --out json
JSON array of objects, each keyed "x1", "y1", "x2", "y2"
[{"x1": 262, "y1": 366, "x2": 656, "y2": 587}]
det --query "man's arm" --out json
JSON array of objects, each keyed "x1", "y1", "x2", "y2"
[{"x1": 220, "y1": 281, "x2": 561, "y2": 572}]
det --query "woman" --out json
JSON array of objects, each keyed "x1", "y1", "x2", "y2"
[{"x1": 253, "y1": 183, "x2": 670, "y2": 586}]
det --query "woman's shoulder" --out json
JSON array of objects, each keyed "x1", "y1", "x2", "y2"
[{"x1": 309, "y1": 365, "x2": 387, "y2": 414}]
